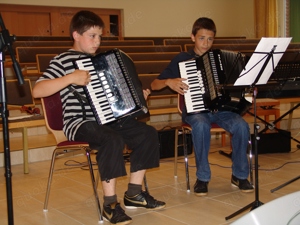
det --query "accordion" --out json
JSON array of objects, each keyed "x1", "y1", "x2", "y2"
[
  {"x1": 74, "y1": 49, "x2": 148, "y2": 125},
  {"x1": 179, "y1": 49, "x2": 252, "y2": 115}
]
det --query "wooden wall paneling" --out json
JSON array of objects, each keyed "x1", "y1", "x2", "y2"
[
  {"x1": 0, "y1": 4, "x2": 122, "y2": 38},
  {"x1": 1, "y1": 11, "x2": 18, "y2": 35},
  {"x1": 19, "y1": 12, "x2": 51, "y2": 36},
  {"x1": 1, "y1": 11, "x2": 51, "y2": 36},
  {"x1": 100, "y1": 15, "x2": 111, "y2": 37},
  {"x1": 51, "y1": 11, "x2": 73, "y2": 36}
]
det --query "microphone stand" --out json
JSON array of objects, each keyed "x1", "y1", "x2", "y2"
[
  {"x1": 0, "y1": 13, "x2": 24, "y2": 225},
  {"x1": 225, "y1": 45, "x2": 278, "y2": 220}
]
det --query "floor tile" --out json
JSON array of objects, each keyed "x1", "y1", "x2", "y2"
[{"x1": 0, "y1": 129, "x2": 300, "y2": 224}]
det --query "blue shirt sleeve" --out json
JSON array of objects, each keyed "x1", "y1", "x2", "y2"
[{"x1": 157, "y1": 52, "x2": 195, "y2": 80}]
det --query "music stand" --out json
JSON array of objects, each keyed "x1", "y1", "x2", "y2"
[
  {"x1": 0, "y1": 13, "x2": 24, "y2": 225},
  {"x1": 225, "y1": 37, "x2": 292, "y2": 220},
  {"x1": 250, "y1": 50, "x2": 300, "y2": 142}
]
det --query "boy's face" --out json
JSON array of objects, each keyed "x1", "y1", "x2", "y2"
[
  {"x1": 191, "y1": 29, "x2": 215, "y2": 56},
  {"x1": 73, "y1": 26, "x2": 103, "y2": 54}
]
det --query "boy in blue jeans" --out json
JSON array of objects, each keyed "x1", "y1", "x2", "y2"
[{"x1": 151, "y1": 17, "x2": 253, "y2": 196}]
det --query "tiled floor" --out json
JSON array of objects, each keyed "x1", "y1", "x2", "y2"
[{"x1": 0, "y1": 131, "x2": 300, "y2": 225}]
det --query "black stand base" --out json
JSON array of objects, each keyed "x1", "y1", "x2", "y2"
[
  {"x1": 225, "y1": 88, "x2": 263, "y2": 221},
  {"x1": 225, "y1": 200, "x2": 264, "y2": 220},
  {"x1": 270, "y1": 175, "x2": 300, "y2": 193}
]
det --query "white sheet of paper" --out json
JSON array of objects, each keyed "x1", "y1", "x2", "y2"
[{"x1": 234, "y1": 37, "x2": 292, "y2": 86}]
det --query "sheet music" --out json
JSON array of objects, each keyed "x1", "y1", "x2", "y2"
[{"x1": 234, "y1": 37, "x2": 292, "y2": 86}]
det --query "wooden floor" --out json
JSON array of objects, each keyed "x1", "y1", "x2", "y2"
[{"x1": 0, "y1": 129, "x2": 300, "y2": 225}]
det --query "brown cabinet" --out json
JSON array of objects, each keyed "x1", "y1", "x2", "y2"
[{"x1": 0, "y1": 4, "x2": 122, "y2": 37}]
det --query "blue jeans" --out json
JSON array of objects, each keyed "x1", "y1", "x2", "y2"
[{"x1": 185, "y1": 111, "x2": 250, "y2": 182}]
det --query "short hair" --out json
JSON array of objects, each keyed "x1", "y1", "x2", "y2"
[
  {"x1": 69, "y1": 10, "x2": 105, "y2": 39},
  {"x1": 191, "y1": 17, "x2": 216, "y2": 36}
]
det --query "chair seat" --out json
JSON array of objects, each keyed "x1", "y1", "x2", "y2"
[
  {"x1": 182, "y1": 123, "x2": 226, "y2": 139},
  {"x1": 211, "y1": 123, "x2": 221, "y2": 128},
  {"x1": 182, "y1": 123, "x2": 191, "y2": 128},
  {"x1": 182, "y1": 122, "x2": 225, "y2": 129},
  {"x1": 57, "y1": 140, "x2": 89, "y2": 147}
]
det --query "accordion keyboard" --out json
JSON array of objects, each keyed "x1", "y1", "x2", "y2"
[
  {"x1": 75, "y1": 57, "x2": 117, "y2": 124},
  {"x1": 74, "y1": 49, "x2": 148, "y2": 125},
  {"x1": 179, "y1": 59, "x2": 206, "y2": 113}
]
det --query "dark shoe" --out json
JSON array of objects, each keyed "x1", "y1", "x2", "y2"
[
  {"x1": 124, "y1": 191, "x2": 166, "y2": 210},
  {"x1": 194, "y1": 179, "x2": 208, "y2": 196},
  {"x1": 103, "y1": 202, "x2": 132, "y2": 225},
  {"x1": 231, "y1": 175, "x2": 254, "y2": 193}
]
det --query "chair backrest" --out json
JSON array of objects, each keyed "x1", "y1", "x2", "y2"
[
  {"x1": 41, "y1": 92, "x2": 67, "y2": 144},
  {"x1": 177, "y1": 94, "x2": 185, "y2": 114}
]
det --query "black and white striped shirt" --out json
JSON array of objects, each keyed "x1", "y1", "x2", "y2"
[{"x1": 37, "y1": 50, "x2": 96, "y2": 140}]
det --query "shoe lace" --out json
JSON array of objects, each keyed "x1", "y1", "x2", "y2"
[
  {"x1": 240, "y1": 179, "x2": 252, "y2": 188},
  {"x1": 114, "y1": 203, "x2": 125, "y2": 214},
  {"x1": 143, "y1": 191, "x2": 158, "y2": 203},
  {"x1": 112, "y1": 204, "x2": 130, "y2": 222}
]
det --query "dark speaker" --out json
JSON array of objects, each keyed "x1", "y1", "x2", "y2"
[
  {"x1": 158, "y1": 128, "x2": 193, "y2": 158},
  {"x1": 251, "y1": 129, "x2": 291, "y2": 154}
]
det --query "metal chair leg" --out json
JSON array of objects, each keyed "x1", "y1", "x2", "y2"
[
  {"x1": 174, "y1": 128, "x2": 179, "y2": 178},
  {"x1": 85, "y1": 148, "x2": 103, "y2": 223},
  {"x1": 43, "y1": 148, "x2": 58, "y2": 211},
  {"x1": 182, "y1": 127, "x2": 190, "y2": 192}
]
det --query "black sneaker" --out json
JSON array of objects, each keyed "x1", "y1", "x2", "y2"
[
  {"x1": 124, "y1": 191, "x2": 166, "y2": 210},
  {"x1": 194, "y1": 179, "x2": 208, "y2": 196},
  {"x1": 103, "y1": 202, "x2": 132, "y2": 225},
  {"x1": 231, "y1": 175, "x2": 254, "y2": 193}
]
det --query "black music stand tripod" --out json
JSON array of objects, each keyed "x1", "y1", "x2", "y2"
[
  {"x1": 225, "y1": 38, "x2": 291, "y2": 220},
  {"x1": 0, "y1": 13, "x2": 24, "y2": 225}
]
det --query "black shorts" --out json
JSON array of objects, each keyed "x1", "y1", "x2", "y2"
[{"x1": 74, "y1": 117, "x2": 160, "y2": 181}]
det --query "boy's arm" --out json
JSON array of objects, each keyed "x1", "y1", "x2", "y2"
[
  {"x1": 151, "y1": 78, "x2": 188, "y2": 95},
  {"x1": 150, "y1": 78, "x2": 168, "y2": 90},
  {"x1": 32, "y1": 70, "x2": 90, "y2": 98}
]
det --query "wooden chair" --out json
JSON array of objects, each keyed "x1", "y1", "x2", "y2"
[
  {"x1": 163, "y1": 39, "x2": 193, "y2": 49},
  {"x1": 127, "y1": 52, "x2": 179, "y2": 61},
  {"x1": 16, "y1": 45, "x2": 182, "y2": 69},
  {"x1": 3, "y1": 79, "x2": 46, "y2": 174},
  {"x1": 98, "y1": 45, "x2": 182, "y2": 53},
  {"x1": 41, "y1": 92, "x2": 103, "y2": 222},
  {"x1": 134, "y1": 60, "x2": 170, "y2": 74},
  {"x1": 36, "y1": 54, "x2": 57, "y2": 74},
  {"x1": 174, "y1": 94, "x2": 227, "y2": 192},
  {"x1": 101, "y1": 40, "x2": 154, "y2": 46},
  {"x1": 16, "y1": 46, "x2": 70, "y2": 68}
]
